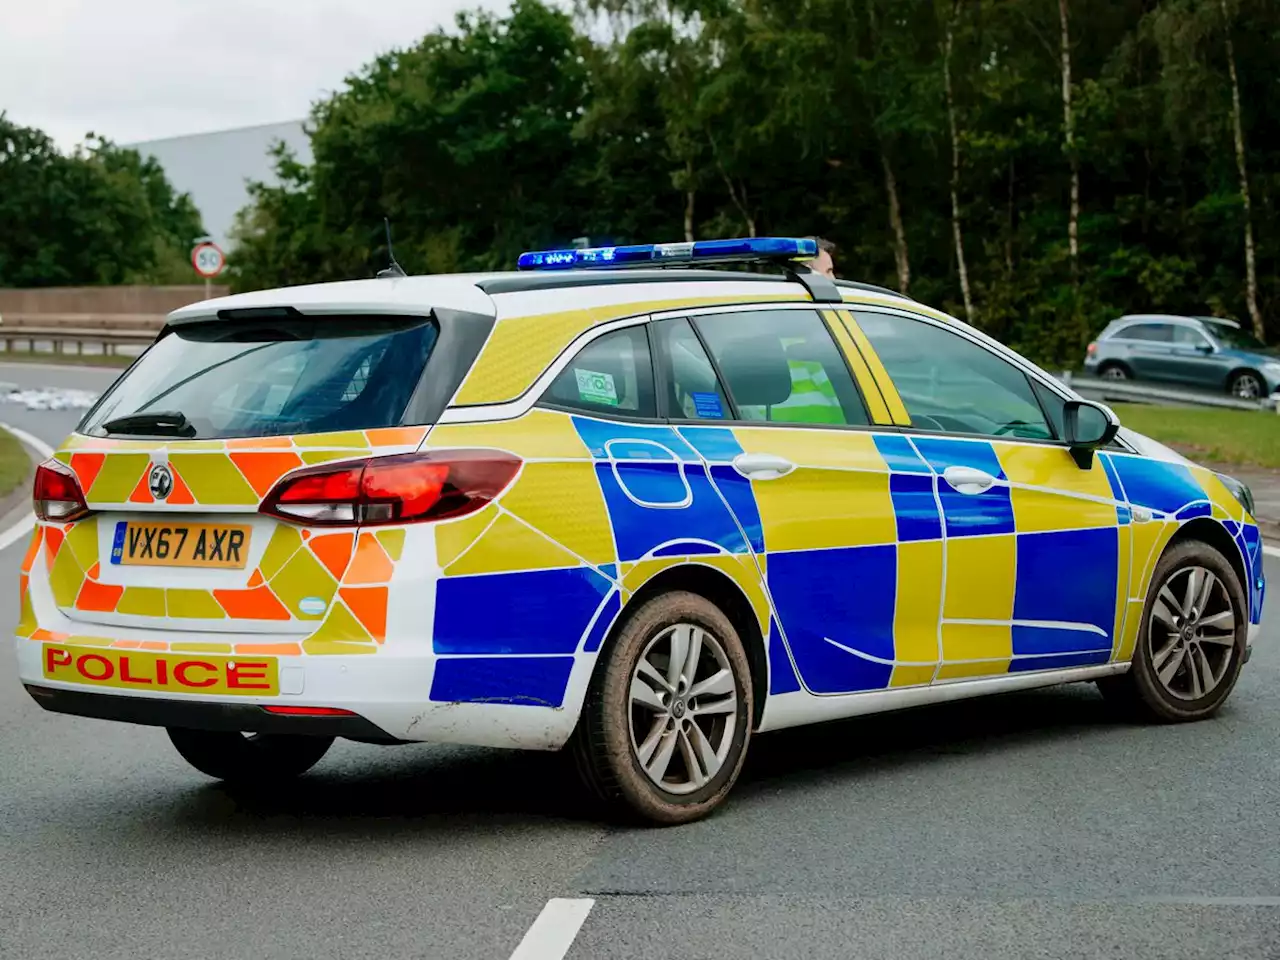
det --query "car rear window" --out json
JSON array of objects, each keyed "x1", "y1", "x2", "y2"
[{"x1": 81, "y1": 316, "x2": 438, "y2": 440}]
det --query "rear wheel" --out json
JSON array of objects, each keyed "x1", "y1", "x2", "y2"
[
  {"x1": 167, "y1": 728, "x2": 334, "y2": 783},
  {"x1": 1229, "y1": 371, "x2": 1264, "y2": 400},
  {"x1": 1098, "y1": 540, "x2": 1247, "y2": 722},
  {"x1": 1098, "y1": 361, "x2": 1131, "y2": 381},
  {"x1": 572, "y1": 591, "x2": 753, "y2": 825}
]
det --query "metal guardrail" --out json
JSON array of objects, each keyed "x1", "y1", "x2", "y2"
[{"x1": 1059, "y1": 371, "x2": 1280, "y2": 413}]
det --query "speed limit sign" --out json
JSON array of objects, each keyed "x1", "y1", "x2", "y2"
[{"x1": 191, "y1": 242, "x2": 226, "y2": 278}]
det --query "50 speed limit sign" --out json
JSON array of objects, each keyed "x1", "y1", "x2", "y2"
[{"x1": 191, "y1": 242, "x2": 226, "y2": 278}]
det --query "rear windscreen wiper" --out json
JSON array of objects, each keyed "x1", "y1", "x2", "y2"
[{"x1": 100, "y1": 410, "x2": 197, "y2": 438}]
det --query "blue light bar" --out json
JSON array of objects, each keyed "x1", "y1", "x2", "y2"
[{"x1": 516, "y1": 237, "x2": 819, "y2": 271}]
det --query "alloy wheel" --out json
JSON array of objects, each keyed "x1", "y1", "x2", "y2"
[
  {"x1": 1232, "y1": 374, "x2": 1262, "y2": 399},
  {"x1": 1148, "y1": 565, "x2": 1237, "y2": 702},
  {"x1": 628, "y1": 623, "x2": 739, "y2": 795}
]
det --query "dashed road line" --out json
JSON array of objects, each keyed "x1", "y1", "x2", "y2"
[{"x1": 508, "y1": 898, "x2": 594, "y2": 960}]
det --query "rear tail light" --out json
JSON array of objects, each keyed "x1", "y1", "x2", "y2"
[
  {"x1": 260, "y1": 450, "x2": 521, "y2": 526},
  {"x1": 1086, "y1": 341, "x2": 1097, "y2": 357},
  {"x1": 33, "y1": 460, "x2": 90, "y2": 522}
]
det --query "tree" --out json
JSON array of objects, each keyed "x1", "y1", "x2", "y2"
[
  {"x1": 226, "y1": 0, "x2": 1280, "y2": 362},
  {"x1": 0, "y1": 115, "x2": 203, "y2": 287}
]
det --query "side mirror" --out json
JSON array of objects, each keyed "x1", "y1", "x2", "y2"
[
  {"x1": 1063, "y1": 399, "x2": 1120, "y2": 468},
  {"x1": 1196, "y1": 343, "x2": 1215, "y2": 355}
]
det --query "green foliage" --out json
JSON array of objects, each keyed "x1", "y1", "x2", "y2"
[
  {"x1": 1110, "y1": 403, "x2": 1280, "y2": 469},
  {"x1": 0, "y1": 115, "x2": 204, "y2": 287},
  {"x1": 228, "y1": 0, "x2": 1280, "y2": 367}
]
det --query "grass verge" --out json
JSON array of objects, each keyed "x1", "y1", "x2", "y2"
[
  {"x1": 1111, "y1": 403, "x2": 1280, "y2": 469},
  {"x1": 0, "y1": 350, "x2": 135, "y2": 368},
  {"x1": 0, "y1": 427, "x2": 32, "y2": 501}
]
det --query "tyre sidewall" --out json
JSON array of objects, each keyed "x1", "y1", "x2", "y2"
[
  {"x1": 595, "y1": 591, "x2": 753, "y2": 824},
  {"x1": 1131, "y1": 541, "x2": 1248, "y2": 721}
]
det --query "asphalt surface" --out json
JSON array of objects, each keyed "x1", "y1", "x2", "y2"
[{"x1": 1, "y1": 361, "x2": 1277, "y2": 960}]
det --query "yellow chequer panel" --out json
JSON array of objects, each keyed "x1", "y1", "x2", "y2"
[
  {"x1": 1117, "y1": 598, "x2": 1147, "y2": 661},
  {"x1": 733, "y1": 427, "x2": 895, "y2": 552},
  {"x1": 165, "y1": 589, "x2": 226, "y2": 619},
  {"x1": 891, "y1": 540, "x2": 943, "y2": 687},
  {"x1": 497, "y1": 462, "x2": 614, "y2": 566},
  {"x1": 620, "y1": 554, "x2": 770, "y2": 637},
  {"x1": 1188, "y1": 465, "x2": 1247, "y2": 522},
  {"x1": 944, "y1": 535, "x2": 1016, "y2": 621},
  {"x1": 1113, "y1": 524, "x2": 1133, "y2": 655},
  {"x1": 1129, "y1": 519, "x2": 1179, "y2": 602},
  {"x1": 937, "y1": 657, "x2": 1011, "y2": 681},
  {"x1": 435, "y1": 504, "x2": 499, "y2": 569},
  {"x1": 426, "y1": 409, "x2": 590, "y2": 460},
  {"x1": 996, "y1": 443, "x2": 1118, "y2": 533},
  {"x1": 941, "y1": 622, "x2": 1013, "y2": 663},
  {"x1": 446, "y1": 512, "x2": 582, "y2": 577},
  {"x1": 453, "y1": 293, "x2": 810, "y2": 407}
]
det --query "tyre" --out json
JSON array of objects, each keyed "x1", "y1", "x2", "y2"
[
  {"x1": 1099, "y1": 540, "x2": 1247, "y2": 722},
  {"x1": 1229, "y1": 371, "x2": 1264, "y2": 400},
  {"x1": 167, "y1": 728, "x2": 334, "y2": 783},
  {"x1": 571, "y1": 590, "x2": 753, "y2": 825},
  {"x1": 1097, "y1": 362, "x2": 1131, "y2": 381}
]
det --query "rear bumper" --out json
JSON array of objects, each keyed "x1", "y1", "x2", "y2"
[
  {"x1": 14, "y1": 637, "x2": 587, "y2": 751},
  {"x1": 23, "y1": 684, "x2": 402, "y2": 741}
]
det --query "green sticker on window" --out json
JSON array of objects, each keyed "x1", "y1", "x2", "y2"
[{"x1": 574, "y1": 368, "x2": 619, "y2": 406}]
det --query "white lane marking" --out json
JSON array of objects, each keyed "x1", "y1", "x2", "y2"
[
  {"x1": 0, "y1": 422, "x2": 54, "y2": 554},
  {"x1": 1264, "y1": 544, "x2": 1280, "y2": 559},
  {"x1": 508, "y1": 898, "x2": 594, "y2": 960},
  {"x1": 2, "y1": 423, "x2": 56, "y2": 459},
  {"x1": 0, "y1": 512, "x2": 34, "y2": 554}
]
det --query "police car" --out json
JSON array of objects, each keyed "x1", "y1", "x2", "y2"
[{"x1": 15, "y1": 238, "x2": 1267, "y2": 824}]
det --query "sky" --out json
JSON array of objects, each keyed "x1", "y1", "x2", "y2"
[{"x1": 0, "y1": 0, "x2": 518, "y2": 149}]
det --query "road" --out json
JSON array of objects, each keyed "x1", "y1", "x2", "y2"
[{"x1": 1, "y1": 362, "x2": 1277, "y2": 960}]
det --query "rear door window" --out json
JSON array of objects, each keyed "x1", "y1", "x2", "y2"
[
  {"x1": 81, "y1": 316, "x2": 438, "y2": 440},
  {"x1": 1116, "y1": 323, "x2": 1173, "y2": 342},
  {"x1": 541, "y1": 327, "x2": 656, "y2": 418},
  {"x1": 682, "y1": 310, "x2": 870, "y2": 426}
]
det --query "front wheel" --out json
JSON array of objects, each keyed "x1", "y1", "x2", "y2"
[
  {"x1": 1229, "y1": 371, "x2": 1264, "y2": 400},
  {"x1": 1099, "y1": 540, "x2": 1247, "y2": 722},
  {"x1": 572, "y1": 591, "x2": 753, "y2": 825},
  {"x1": 167, "y1": 728, "x2": 334, "y2": 783}
]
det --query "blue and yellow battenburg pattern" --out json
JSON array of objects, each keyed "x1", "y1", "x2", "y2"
[{"x1": 420, "y1": 417, "x2": 1264, "y2": 709}]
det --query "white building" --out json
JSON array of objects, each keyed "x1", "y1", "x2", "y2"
[{"x1": 128, "y1": 120, "x2": 313, "y2": 250}]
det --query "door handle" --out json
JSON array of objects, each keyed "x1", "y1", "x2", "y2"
[
  {"x1": 942, "y1": 465, "x2": 996, "y2": 495},
  {"x1": 733, "y1": 453, "x2": 795, "y2": 481}
]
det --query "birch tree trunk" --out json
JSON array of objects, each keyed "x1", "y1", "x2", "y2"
[
  {"x1": 1059, "y1": 0, "x2": 1079, "y2": 284},
  {"x1": 881, "y1": 150, "x2": 911, "y2": 295},
  {"x1": 683, "y1": 160, "x2": 696, "y2": 243},
  {"x1": 1220, "y1": 0, "x2": 1263, "y2": 340},
  {"x1": 943, "y1": 0, "x2": 974, "y2": 323}
]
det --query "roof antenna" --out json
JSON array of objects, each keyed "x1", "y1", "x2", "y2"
[{"x1": 376, "y1": 217, "x2": 407, "y2": 279}]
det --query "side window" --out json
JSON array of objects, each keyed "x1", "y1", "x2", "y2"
[
  {"x1": 1119, "y1": 323, "x2": 1172, "y2": 342},
  {"x1": 854, "y1": 311, "x2": 1052, "y2": 441},
  {"x1": 653, "y1": 318, "x2": 732, "y2": 421},
  {"x1": 541, "y1": 326, "x2": 656, "y2": 418},
  {"x1": 684, "y1": 310, "x2": 870, "y2": 426},
  {"x1": 1172, "y1": 325, "x2": 1210, "y2": 348},
  {"x1": 1030, "y1": 380, "x2": 1066, "y2": 440}
]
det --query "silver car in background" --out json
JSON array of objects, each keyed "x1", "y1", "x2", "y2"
[{"x1": 1084, "y1": 314, "x2": 1280, "y2": 399}]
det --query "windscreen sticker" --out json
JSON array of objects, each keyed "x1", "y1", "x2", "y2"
[
  {"x1": 575, "y1": 369, "x2": 619, "y2": 406},
  {"x1": 692, "y1": 392, "x2": 725, "y2": 419}
]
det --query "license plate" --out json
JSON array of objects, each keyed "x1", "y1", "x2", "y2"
[
  {"x1": 111, "y1": 520, "x2": 250, "y2": 569},
  {"x1": 42, "y1": 645, "x2": 279, "y2": 696}
]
